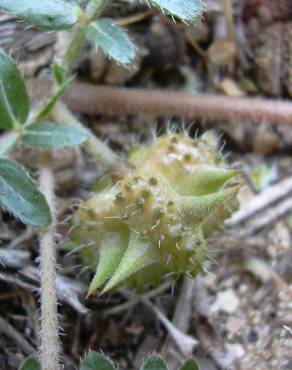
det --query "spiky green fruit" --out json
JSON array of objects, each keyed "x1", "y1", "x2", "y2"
[{"x1": 72, "y1": 132, "x2": 239, "y2": 295}]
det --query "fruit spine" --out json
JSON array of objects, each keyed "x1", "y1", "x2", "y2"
[{"x1": 72, "y1": 132, "x2": 239, "y2": 295}]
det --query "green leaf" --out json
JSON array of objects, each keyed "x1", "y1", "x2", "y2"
[
  {"x1": 0, "y1": 159, "x2": 51, "y2": 227},
  {"x1": 52, "y1": 60, "x2": 69, "y2": 86},
  {"x1": 0, "y1": 132, "x2": 19, "y2": 157},
  {"x1": 150, "y1": 0, "x2": 203, "y2": 22},
  {"x1": 0, "y1": 48, "x2": 30, "y2": 129},
  {"x1": 19, "y1": 356, "x2": 41, "y2": 370},
  {"x1": 0, "y1": 0, "x2": 78, "y2": 30},
  {"x1": 180, "y1": 359, "x2": 200, "y2": 370},
  {"x1": 86, "y1": 18, "x2": 136, "y2": 65},
  {"x1": 141, "y1": 354, "x2": 168, "y2": 370},
  {"x1": 80, "y1": 352, "x2": 117, "y2": 370},
  {"x1": 22, "y1": 122, "x2": 87, "y2": 148}
]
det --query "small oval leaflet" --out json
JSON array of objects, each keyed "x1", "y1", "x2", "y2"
[
  {"x1": 19, "y1": 356, "x2": 41, "y2": 370},
  {"x1": 150, "y1": 0, "x2": 203, "y2": 22},
  {"x1": 141, "y1": 355, "x2": 168, "y2": 370},
  {"x1": 0, "y1": 0, "x2": 78, "y2": 30},
  {"x1": 0, "y1": 48, "x2": 30, "y2": 129},
  {"x1": 180, "y1": 359, "x2": 200, "y2": 370},
  {"x1": 22, "y1": 122, "x2": 88, "y2": 148},
  {"x1": 0, "y1": 159, "x2": 51, "y2": 227},
  {"x1": 18, "y1": 352, "x2": 201, "y2": 370},
  {"x1": 86, "y1": 18, "x2": 136, "y2": 65},
  {"x1": 80, "y1": 352, "x2": 116, "y2": 370}
]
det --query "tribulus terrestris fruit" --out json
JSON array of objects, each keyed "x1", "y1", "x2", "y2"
[{"x1": 72, "y1": 131, "x2": 240, "y2": 295}]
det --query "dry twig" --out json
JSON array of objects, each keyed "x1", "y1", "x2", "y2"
[
  {"x1": 0, "y1": 315, "x2": 35, "y2": 356},
  {"x1": 161, "y1": 277, "x2": 198, "y2": 370},
  {"x1": 227, "y1": 176, "x2": 292, "y2": 227},
  {"x1": 64, "y1": 84, "x2": 292, "y2": 125},
  {"x1": 237, "y1": 197, "x2": 292, "y2": 237},
  {"x1": 27, "y1": 80, "x2": 292, "y2": 126},
  {"x1": 103, "y1": 281, "x2": 172, "y2": 317}
]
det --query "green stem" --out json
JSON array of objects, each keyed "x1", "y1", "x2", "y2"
[
  {"x1": 31, "y1": 0, "x2": 120, "y2": 367},
  {"x1": 64, "y1": 0, "x2": 109, "y2": 72},
  {"x1": 64, "y1": 25, "x2": 86, "y2": 73},
  {"x1": 0, "y1": 132, "x2": 19, "y2": 157},
  {"x1": 30, "y1": 77, "x2": 74, "y2": 124},
  {"x1": 51, "y1": 102, "x2": 133, "y2": 177},
  {"x1": 85, "y1": 0, "x2": 109, "y2": 20},
  {"x1": 30, "y1": 0, "x2": 130, "y2": 176}
]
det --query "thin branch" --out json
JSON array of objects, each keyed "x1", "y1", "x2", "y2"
[
  {"x1": 0, "y1": 315, "x2": 35, "y2": 356},
  {"x1": 103, "y1": 281, "x2": 172, "y2": 317},
  {"x1": 28, "y1": 79, "x2": 292, "y2": 125},
  {"x1": 161, "y1": 277, "x2": 197, "y2": 369},
  {"x1": 62, "y1": 83, "x2": 292, "y2": 125},
  {"x1": 141, "y1": 294, "x2": 198, "y2": 357},
  {"x1": 237, "y1": 197, "x2": 292, "y2": 237},
  {"x1": 227, "y1": 175, "x2": 292, "y2": 227}
]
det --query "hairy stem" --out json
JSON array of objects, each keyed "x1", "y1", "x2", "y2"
[
  {"x1": 64, "y1": 0, "x2": 109, "y2": 72},
  {"x1": 64, "y1": 25, "x2": 86, "y2": 72},
  {"x1": 61, "y1": 82, "x2": 292, "y2": 126},
  {"x1": 28, "y1": 79, "x2": 292, "y2": 125},
  {"x1": 34, "y1": 1, "x2": 114, "y2": 367},
  {"x1": 85, "y1": 0, "x2": 109, "y2": 20},
  {"x1": 51, "y1": 102, "x2": 133, "y2": 177},
  {"x1": 39, "y1": 165, "x2": 59, "y2": 370}
]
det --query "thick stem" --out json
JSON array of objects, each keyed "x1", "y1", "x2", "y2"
[
  {"x1": 51, "y1": 102, "x2": 134, "y2": 177},
  {"x1": 39, "y1": 165, "x2": 59, "y2": 370}
]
